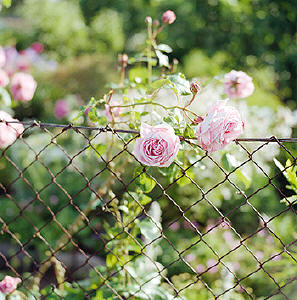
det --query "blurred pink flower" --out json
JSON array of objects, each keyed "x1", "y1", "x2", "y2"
[
  {"x1": 272, "y1": 254, "x2": 282, "y2": 261},
  {"x1": 10, "y1": 72, "x2": 37, "y2": 102},
  {"x1": 195, "y1": 100, "x2": 244, "y2": 153},
  {"x1": 185, "y1": 254, "x2": 195, "y2": 262},
  {"x1": 0, "y1": 47, "x2": 5, "y2": 68},
  {"x1": 206, "y1": 259, "x2": 218, "y2": 273},
  {"x1": 196, "y1": 264, "x2": 205, "y2": 273},
  {"x1": 104, "y1": 102, "x2": 122, "y2": 122},
  {"x1": 224, "y1": 70, "x2": 254, "y2": 99},
  {"x1": 16, "y1": 53, "x2": 31, "y2": 72},
  {"x1": 54, "y1": 99, "x2": 69, "y2": 119},
  {"x1": 162, "y1": 10, "x2": 176, "y2": 24},
  {"x1": 0, "y1": 276, "x2": 21, "y2": 294},
  {"x1": 169, "y1": 221, "x2": 180, "y2": 231},
  {"x1": 0, "y1": 110, "x2": 24, "y2": 148},
  {"x1": 4, "y1": 47, "x2": 19, "y2": 76},
  {"x1": 223, "y1": 231, "x2": 234, "y2": 244},
  {"x1": 30, "y1": 42, "x2": 44, "y2": 54},
  {"x1": 0, "y1": 69, "x2": 9, "y2": 87},
  {"x1": 232, "y1": 262, "x2": 240, "y2": 271},
  {"x1": 133, "y1": 123, "x2": 180, "y2": 167},
  {"x1": 256, "y1": 251, "x2": 264, "y2": 260}
]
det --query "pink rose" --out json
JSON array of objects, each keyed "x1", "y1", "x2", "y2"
[
  {"x1": 0, "y1": 47, "x2": 5, "y2": 68},
  {"x1": 133, "y1": 123, "x2": 180, "y2": 167},
  {"x1": 4, "y1": 47, "x2": 18, "y2": 76},
  {"x1": 0, "y1": 276, "x2": 21, "y2": 294},
  {"x1": 0, "y1": 69, "x2": 9, "y2": 87},
  {"x1": 206, "y1": 259, "x2": 218, "y2": 274},
  {"x1": 10, "y1": 72, "x2": 37, "y2": 102},
  {"x1": 30, "y1": 42, "x2": 44, "y2": 54},
  {"x1": 54, "y1": 99, "x2": 69, "y2": 119},
  {"x1": 104, "y1": 102, "x2": 122, "y2": 122},
  {"x1": 223, "y1": 70, "x2": 254, "y2": 99},
  {"x1": 195, "y1": 101, "x2": 244, "y2": 153},
  {"x1": 162, "y1": 10, "x2": 176, "y2": 24},
  {"x1": 0, "y1": 111, "x2": 24, "y2": 148}
]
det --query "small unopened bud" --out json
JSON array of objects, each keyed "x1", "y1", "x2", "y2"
[
  {"x1": 118, "y1": 53, "x2": 128, "y2": 68},
  {"x1": 190, "y1": 81, "x2": 201, "y2": 95},
  {"x1": 153, "y1": 20, "x2": 160, "y2": 27},
  {"x1": 145, "y1": 16, "x2": 152, "y2": 24},
  {"x1": 162, "y1": 10, "x2": 176, "y2": 24},
  {"x1": 193, "y1": 116, "x2": 204, "y2": 124}
]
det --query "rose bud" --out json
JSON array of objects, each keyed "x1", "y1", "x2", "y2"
[{"x1": 162, "y1": 10, "x2": 176, "y2": 24}]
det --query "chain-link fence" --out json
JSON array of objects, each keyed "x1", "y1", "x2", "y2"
[{"x1": 1, "y1": 120, "x2": 297, "y2": 299}]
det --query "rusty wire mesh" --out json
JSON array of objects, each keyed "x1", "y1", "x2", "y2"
[{"x1": 0, "y1": 120, "x2": 297, "y2": 300}]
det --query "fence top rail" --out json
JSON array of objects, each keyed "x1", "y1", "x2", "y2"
[{"x1": 1, "y1": 119, "x2": 297, "y2": 143}]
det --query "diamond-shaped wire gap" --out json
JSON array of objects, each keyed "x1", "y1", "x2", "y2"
[
  {"x1": 70, "y1": 229, "x2": 157, "y2": 299},
  {"x1": 139, "y1": 173, "x2": 249, "y2": 298},
  {"x1": 200, "y1": 146, "x2": 294, "y2": 296},
  {"x1": 67, "y1": 156, "x2": 193, "y2": 298},
  {"x1": 66, "y1": 207, "x2": 172, "y2": 300},
  {"x1": 262, "y1": 242, "x2": 297, "y2": 296},
  {"x1": 0, "y1": 185, "x2": 81, "y2": 297},
  {"x1": 122, "y1": 149, "x2": 250, "y2": 298},
  {"x1": 168, "y1": 151, "x2": 284, "y2": 298},
  {"x1": 0, "y1": 147, "x2": 107, "y2": 291},
  {"x1": 0, "y1": 222, "x2": 41, "y2": 299},
  {"x1": 0, "y1": 179, "x2": 75, "y2": 297},
  {"x1": 235, "y1": 142, "x2": 297, "y2": 262},
  {"x1": 265, "y1": 275, "x2": 297, "y2": 300}
]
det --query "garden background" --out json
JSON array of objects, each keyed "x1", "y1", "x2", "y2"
[{"x1": 0, "y1": 0, "x2": 297, "y2": 299}]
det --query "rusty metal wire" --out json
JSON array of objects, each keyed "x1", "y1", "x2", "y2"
[{"x1": 0, "y1": 120, "x2": 297, "y2": 299}]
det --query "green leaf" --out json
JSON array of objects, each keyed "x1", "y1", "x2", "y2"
[
  {"x1": 89, "y1": 193, "x2": 103, "y2": 210},
  {"x1": 183, "y1": 124, "x2": 195, "y2": 138},
  {"x1": 0, "y1": 86, "x2": 12, "y2": 106},
  {"x1": 155, "y1": 43, "x2": 173, "y2": 53},
  {"x1": 134, "y1": 167, "x2": 156, "y2": 193},
  {"x1": 94, "y1": 144, "x2": 107, "y2": 156},
  {"x1": 129, "y1": 67, "x2": 148, "y2": 82},
  {"x1": 155, "y1": 50, "x2": 169, "y2": 67},
  {"x1": 88, "y1": 107, "x2": 98, "y2": 123},
  {"x1": 280, "y1": 195, "x2": 297, "y2": 206},
  {"x1": 106, "y1": 253, "x2": 117, "y2": 269},
  {"x1": 118, "y1": 205, "x2": 129, "y2": 214},
  {"x1": 2, "y1": 0, "x2": 12, "y2": 8},
  {"x1": 221, "y1": 153, "x2": 238, "y2": 172},
  {"x1": 235, "y1": 169, "x2": 251, "y2": 189},
  {"x1": 167, "y1": 73, "x2": 191, "y2": 96},
  {"x1": 147, "y1": 78, "x2": 171, "y2": 94},
  {"x1": 139, "y1": 219, "x2": 160, "y2": 240},
  {"x1": 139, "y1": 194, "x2": 152, "y2": 206},
  {"x1": 222, "y1": 153, "x2": 251, "y2": 189}
]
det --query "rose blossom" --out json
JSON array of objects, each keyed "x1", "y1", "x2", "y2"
[
  {"x1": 195, "y1": 100, "x2": 244, "y2": 153},
  {"x1": 0, "y1": 111, "x2": 24, "y2": 148},
  {"x1": 162, "y1": 10, "x2": 176, "y2": 24},
  {"x1": 0, "y1": 276, "x2": 21, "y2": 294},
  {"x1": 54, "y1": 99, "x2": 69, "y2": 119},
  {"x1": 223, "y1": 70, "x2": 254, "y2": 99},
  {"x1": 10, "y1": 72, "x2": 37, "y2": 102},
  {"x1": 30, "y1": 42, "x2": 44, "y2": 54},
  {"x1": 133, "y1": 123, "x2": 180, "y2": 167},
  {"x1": 104, "y1": 102, "x2": 122, "y2": 122},
  {"x1": 0, "y1": 47, "x2": 5, "y2": 68},
  {"x1": 0, "y1": 69, "x2": 9, "y2": 87}
]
